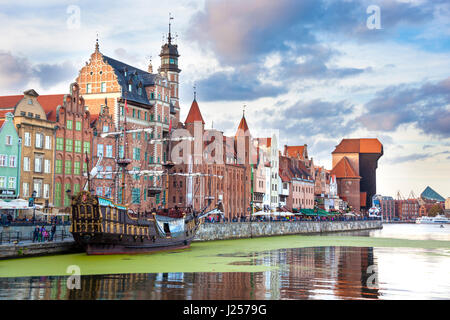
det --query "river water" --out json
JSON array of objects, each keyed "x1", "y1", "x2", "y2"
[{"x1": 0, "y1": 223, "x2": 449, "y2": 300}]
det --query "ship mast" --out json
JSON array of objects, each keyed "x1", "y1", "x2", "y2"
[{"x1": 117, "y1": 93, "x2": 131, "y2": 204}]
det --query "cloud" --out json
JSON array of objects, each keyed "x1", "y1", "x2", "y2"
[
  {"x1": 358, "y1": 77, "x2": 450, "y2": 137},
  {"x1": 0, "y1": 51, "x2": 33, "y2": 91},
  {"x1": 0, "y1": 51, "x2": 77, "y2": 93},
  {"x1": 258, "y1": 99, "x2": 357, "y2": 139}
]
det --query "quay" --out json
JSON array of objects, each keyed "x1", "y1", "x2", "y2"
[{"x1": 0, "y1": 220, "x2": 382, "y2": 259}]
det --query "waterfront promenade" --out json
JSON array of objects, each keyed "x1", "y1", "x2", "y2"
[{"x1": 0, "y1": 219, "x2": 382, "y2": 259}]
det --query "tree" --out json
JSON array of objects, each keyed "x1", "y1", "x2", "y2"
[{"x1": 428, "y1": 204, "x2": 444, "y2": 217}]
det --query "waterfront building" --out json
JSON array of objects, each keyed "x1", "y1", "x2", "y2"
[
  {"x1": 279, "y1": 154, "x2": 314, "y2": 211},
  {"x1": 0, "y1": 112, "x2": 21, "y2": 200},
  {"x1": 91, "y1": 102, "x2": 118, "y2": 202},
  {"x1": 252, "y1": 144, "x2": 266, "y2": 212},
  {"x1": 373, "y1": 195, "x2": 397, "y2": 220},
  {"x1": 52, "y1": 83, "x2": 94, "y2": 209},
  {"x1": 331, "y1": 138, "x2": 383, "y2": 213},
  {"x1": 395, "y1": 198, "x2": 419, "y2": 220},
  {"x1": 420, "y1": 186, "x2": 445, "y2": 203},
  {"x1": 76, "y1": 34, "x2": 179, "y2": 211},
  {"x1": 0, "y1": 90, "x2": 57, "y2": 208}
]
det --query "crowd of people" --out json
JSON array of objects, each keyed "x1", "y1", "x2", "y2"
[
  {"x1": 32, "y1": 224, "x2": 57, "y2": 242},
  {"x1": 203, "y1": 213, "x2": 381, "y2": 223}
]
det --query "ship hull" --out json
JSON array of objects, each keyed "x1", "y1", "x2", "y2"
[{"x1": 73, "y1": 232, "x2": 196, "y2": 255}]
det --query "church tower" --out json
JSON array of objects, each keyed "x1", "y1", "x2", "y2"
[{"x1": 159, "y1": 14, "x2": 181, "y2": 128}]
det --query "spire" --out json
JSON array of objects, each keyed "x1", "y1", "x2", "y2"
[
  {"x1": 148, "y1": 56, "x2": 153, "y2": 73},
  {"x1": 168, "y1": 13, "x2": 174, "y2": 44},
  {"x1": 236, "y1": 107, "x2": 250, "y2": 136},
  {"x1": 185, "y1": 98, "x2": 205, "y2": 124},
  {"x1": 95, "y1": 33, "x2": 99, "y2": 52},
  {"x1": 193, "y1": 84, "x2": 197, "y2": 101}
]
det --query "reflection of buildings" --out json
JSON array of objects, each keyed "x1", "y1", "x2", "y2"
[{"x1": 1, "y1": 246, "x2": 380, "y2": 300}]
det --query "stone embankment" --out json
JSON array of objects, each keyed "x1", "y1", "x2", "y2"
[{"x1": 0, "y1": 220, "x2": 382, "y2": 259}]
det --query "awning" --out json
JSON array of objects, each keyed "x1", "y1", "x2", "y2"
[{"x1": 0, "y1": 199, "x2": 43, "y2": 210}]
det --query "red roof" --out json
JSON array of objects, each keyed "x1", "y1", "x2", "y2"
[
  {"x1": 235, "y1": 115, "x2": 249, "y2": 136},
  {"x1": 0, "y1": 95, "x2": 23, "y2": 109},
  {"x1": 285, "y1": 145, "x2": 307, "y2": 159},
  {"x1": 333, "y1": 138, "x2": 383, "y2": 154},
  {"x1": 0, "y1": 108, "x2": 14, "y2": 118},
  {"x1": 331, "y1": 156, "x2": 360, "y2": 179},
  {"x1": 38, "y1": 94, "x2": 65, "y2": 122},
  {"x1": 0, "y1": 94, "x2": 65, "y2": 122},
  {"x1": 279, "y1": 169, "x2": 290, "y2": 183},
  {"x1": 185, "y1": 99, "x2": 205, "y2": 124}
]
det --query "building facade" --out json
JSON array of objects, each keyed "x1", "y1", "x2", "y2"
[{"x1": 0, "y1": 113, "x2": 21, "y2": 200}]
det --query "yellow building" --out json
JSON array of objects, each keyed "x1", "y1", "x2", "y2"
[{"x1": 12, "y1": 90, "x2": 57, "y2": 207}]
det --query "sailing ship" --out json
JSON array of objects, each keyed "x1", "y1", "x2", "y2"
[{"x1": 69, "y1": 99, "x2": 223, "y2": 255}]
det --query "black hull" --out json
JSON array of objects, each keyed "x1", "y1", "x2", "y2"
[{"x1": 73, "y1": 232, "x2": 197, "y2": 255}]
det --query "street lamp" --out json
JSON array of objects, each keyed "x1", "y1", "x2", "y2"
[{"x1": 31, "y1": 190, "x2": 37, "y2": 223}]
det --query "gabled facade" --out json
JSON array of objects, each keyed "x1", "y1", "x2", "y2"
[
  {"x1": 10, "y1": 90, "x2": 56, "y2": 207},
  {"x1": 53, "y1": 83, "x2": 93, "y2": 209}
]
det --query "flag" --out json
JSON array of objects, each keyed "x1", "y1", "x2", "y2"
[
  {"x1": 125, "y1": 99, "x2": 128, "y2": 113},
  {"x1": 168, "y1": 118, "x2": 172, "y2": 132}
]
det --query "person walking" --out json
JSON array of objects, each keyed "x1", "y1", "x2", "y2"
[
  {"x1": 50, "y1": 224, "x2": 56, "y2": 241},
  {"x1": 32, "y1": 226, "x2": 40, "y2": 243},
  {"x1": 40, "y1": 226, "x2": 46, "y2": 242}
]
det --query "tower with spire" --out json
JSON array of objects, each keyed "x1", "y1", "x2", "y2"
[{"x1": 159, "y1": 13, "x2": 181, "y2": 127}]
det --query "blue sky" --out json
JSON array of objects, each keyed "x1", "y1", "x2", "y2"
[{"x1": 0, "y1": 0, "x2": 449, "y2": 198}]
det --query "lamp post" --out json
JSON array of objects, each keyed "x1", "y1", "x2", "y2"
[{"x1": 31, "y1": 190, "x2": 37, "y2": 223}]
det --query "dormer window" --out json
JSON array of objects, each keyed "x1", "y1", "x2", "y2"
[{"x1": 128, "y1": 84, "x2": 132, "y2": 92}]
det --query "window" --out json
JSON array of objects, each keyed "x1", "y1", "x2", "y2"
[
  {"x1": 6, "y1": 177, "x2": 15, "y2": 189},
  {"x1": 8, "y1": 156, "x2": 16, "y2": 168},
  {"x1": 106, "y1": 145, "x2": 113, "y2": 158},
  {"x1": 97, "y1": 144, "x2": 104, "y2": 157},
  {"x1": 35, "y1": 133, "x2": 43, "y2": 148},
  {"x1": 67, "y1": 120, "x2": 73, "y2": 130},
  {"x1": 66, "y1": 139, "x2": 73, "y2": 152},
  {"x1": 65, "y1": 160, "x2": 72, "y2": 175},
  {"x1": 75, "y1": 140, "x2": 82, "y2": 153},
  {"x1": 96, "y1": 187, "x2": 103, "y2": 196},
  {"x1": 44, "y1": 159, "x2": 51, "y2": 173},
  {"x1": 84, "y1": 142, "x2": 90, "y2": 154},
  {"x1": 119, "y1": 146, "x2": 124, "y2": 158},
  {"x1": 106, "y1": 166, "x2": 112, "y2": 179},
  {"x1": 28, "y1": 99, "x2": 33, "y2": 105},
  {"x1": 25, "y1": 132, "x2": 31, "y2": 147},
  {"x1": 55, "y1": 159, "x2": 63, "y2": 174},
  {"x1": 74, "y1": 161, "x2": 81, "y2": 175},
  {"x1": 83, "y1": 162, "x2": 87, "y2": 173},
  {"x1": 133, "y1": 148, "x2": 140, "y2": 160},
  {"x1": 34, "y1": 157, "x2": 43, "y2": 173},
  {"x1": 103, "y1": 125, "x2": 109, "y2": 133},
  {"x1": 138, "y1": 87, "x2": 142, "y2": 95},
  {"x1": 54, "y1": 183, "x2": 61, "y2": 207},
  {"x1": 23, "y1": 157, "x2": 30, "y2": 171},
  {"x1": 137, "y1": 110, "x2": 141, "y2": 119},
  {"x1": 56, "y1": 138, "x2": 64, "y2": 151},
  {"x1": 45, "y1": 136, "x2": 51, "y2": 150},
  {"x1": 97, "y1": 166, "x2": 103, "y2": 179},
  {"x1": 132, "y1": 188, "x2": 140, "y2": 204},
  {"x1": 132, "y1": 109, "x2": 135, "y2": 118},
  {"x1": 64, "y1": 183, "x2": 71, "y2": 206},
  {"x1": 75, "y1": 121, "x2": 82, "y2": 131},
  {"x1": 104, "y1": 187, "x2": 111, "y2": 198},
  {"x1": 133, "y1": 167, "x2": 139, "y2": 180},
  {"x1": 34, "y1": 179, "x2": 43, "y2": 198},
  {"x1": 43, "y1": 184, "x2": 50, "y2": 199},
  {"x1": 0, "y1": 177, "x2": 5, "y2": 188},
  {"x1": 86, "y1": 83, "x2": 92, "y2": 93},
  {"x1": 73, "y1": 183, "x2": 80, "y2": 196},
  {"x1": 23, "y1": 183, "x2": 29, "y2": 197},
  {"x1": 101, "y1": 82, "x2": 106, "y2": 93},
  {"x1": 5, "y1": 135, "x2": 12, "y2": 145},
  {"x1": 128, "y1": 84, "x2": 132, "y2": 92}
]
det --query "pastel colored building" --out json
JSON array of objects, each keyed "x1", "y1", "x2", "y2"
[{"x1": 0, "y1": 112, "x2": 21, "y2": 200}]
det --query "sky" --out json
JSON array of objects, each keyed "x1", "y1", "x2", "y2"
[{"x1": 0, "y1": 0, "x2": 449, "y2": 199}]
